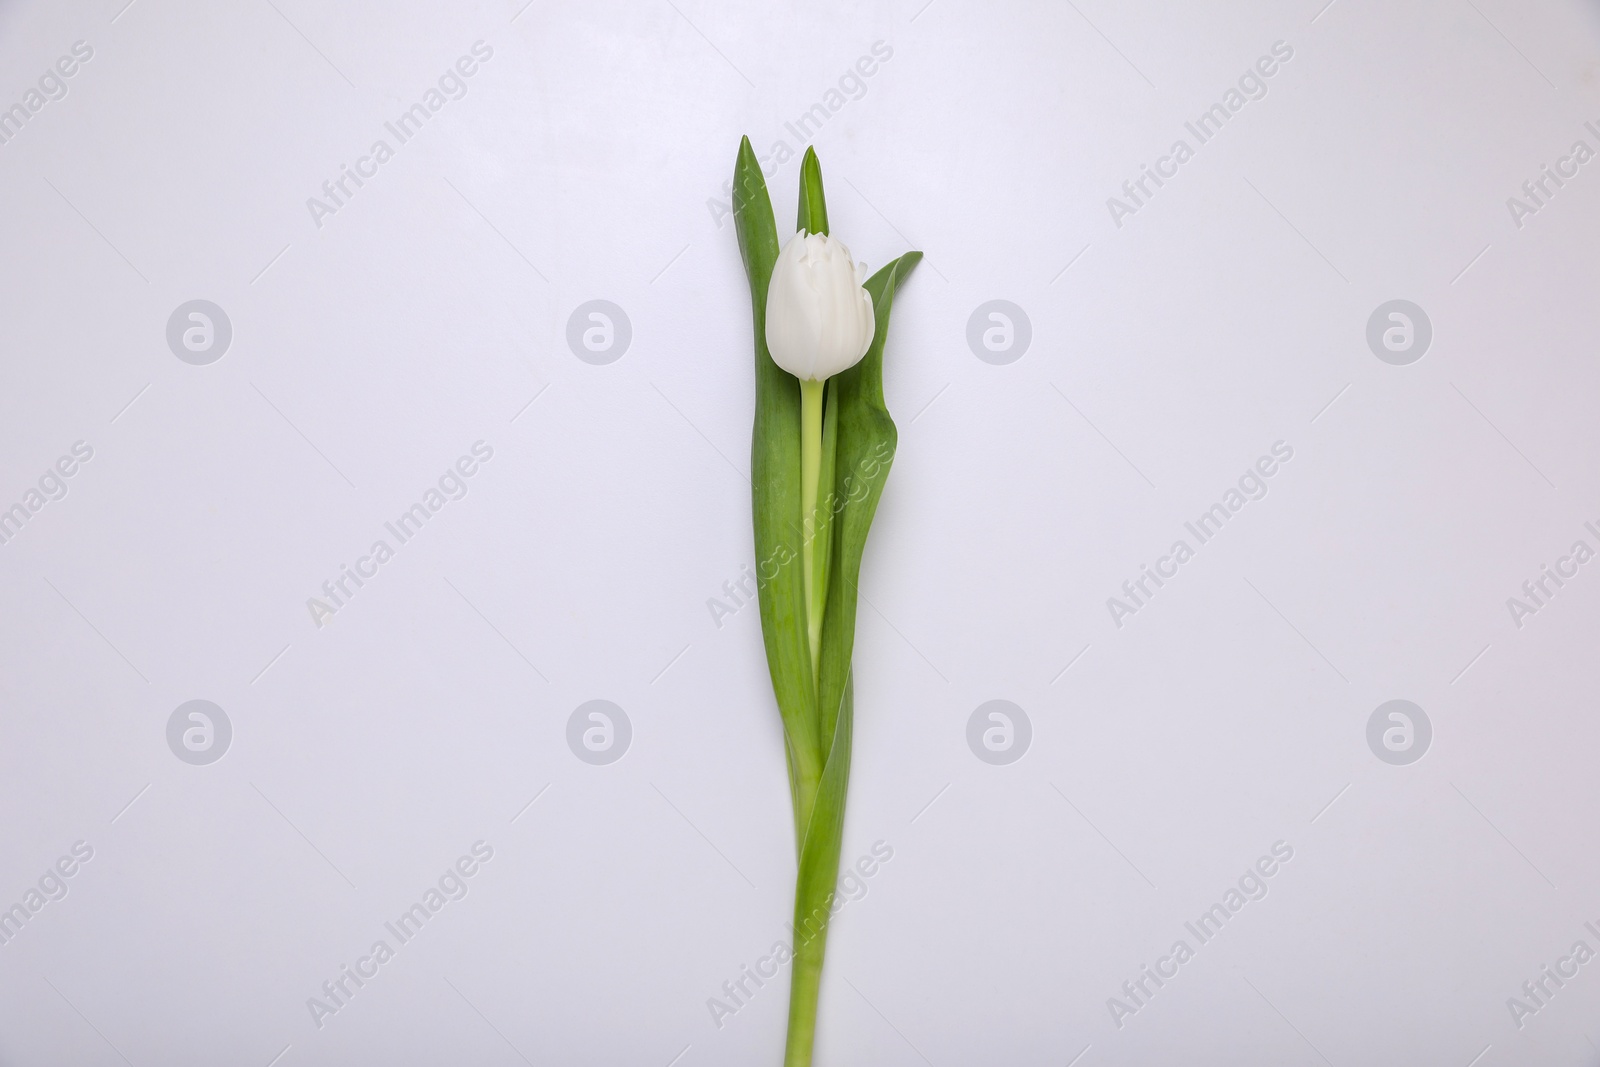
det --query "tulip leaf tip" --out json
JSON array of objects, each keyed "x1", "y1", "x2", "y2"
[{"x1": 797, "y1": 148, "x2": 829, "y2": 237}]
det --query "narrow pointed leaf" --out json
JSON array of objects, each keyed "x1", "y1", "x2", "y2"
[
  {"x1": 815, "y1": 251, "x2": 920, "y2": 750},
  {"x1": 797, "y1": 147, "x2": 829, "y2": 236},
  {"x1": 733, "y1": 136, "x2": 821, "y2": 834}
]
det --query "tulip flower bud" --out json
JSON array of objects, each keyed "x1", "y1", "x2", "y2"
[{"x1": 764, "y1": 231, "x2": 875, "y2": 381}]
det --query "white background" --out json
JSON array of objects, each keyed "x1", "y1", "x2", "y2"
[{"x1": 1, "y1": 0, "x2": 1599, "y2": 1064}]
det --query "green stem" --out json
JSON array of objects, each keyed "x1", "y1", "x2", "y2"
[
  {"x1": 788, "y1": 376, "x2": 838, "y2": 1066},
  {"x1": 783, "y1": 672, "x2": 853, "y2": 1067},
  {"x1": 783, "y1": 914, "x2": 828, "y2": 1067},
  {"x1": 799, "y1": 377, "x2": 825, "y2": 687}
]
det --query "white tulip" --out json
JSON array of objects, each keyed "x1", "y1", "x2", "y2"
[{"x1": 764, "y1": 231, "x2": 875, "y2": 381}]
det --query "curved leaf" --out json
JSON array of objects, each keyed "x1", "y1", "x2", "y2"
[{"x1": 733, "y1": 136, "x2": 821, "y2": 835}]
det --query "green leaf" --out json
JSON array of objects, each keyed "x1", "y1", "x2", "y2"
[
  {"x1": 814, "y1": 251, "x2": 919, "y2": 749},
  {"x1": 797, "y1": 146, "x2": 829, "y2": 236},
  {"x1": 783, "y1": 671, "x2": 850, "y2": 1067},
  {"x1": 733, "y1": 137, "x2": 822, "y2": 837}
]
